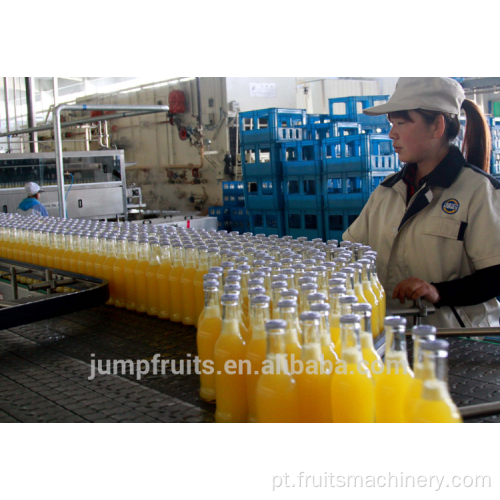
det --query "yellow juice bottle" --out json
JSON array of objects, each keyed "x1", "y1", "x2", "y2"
[
  {"x1": 375, "y1": 316, "x2": 414, "y2": 423},
  {"x1": 157, "y1": 241, "x2": 172, "y2": 319},
  {"x1": 124, "y1": 237, "x2": 139, "y2": 311},
  {"x1": 271, "y1": 280, "x2": 288, "y2": 319},
  {"x1": 69, "y1": 231, "x2": 82, "y2": 273},
  {"x1": 223, "y1": 283, "x2": 249, "y2": 341},
  {"x1": 237, "y1": 264, "x2": 251, "y2": 322},
  {"x1": 331, "y1": 314, "x2": 375, "y2": 423},
  {"x1": 180, "y1": 244, "x2": 197, "y2": 325},
  {"x1": 350, "y1": 264, "x2": 369, "y2": 307},
  {"x1": 60, "y1": 232, "x2": 74, "y2": 271},
  {"x1": 77, "y1": 232, "x2": 90, "y2": 275},
  {"x1": 146, "y1": 239, "x2": 161, "y2": 316},
  {"x1": 356, "y1": 259, "x2": 381, "y2": 337},
  {"x1": 12, "y1": 226, "x2": 23, "y2": 262},
  {"x1": 93, "y1": 233, "x2": 109, "y2": 279},
  {"x1": 102, "y1": 235, "x2": 117, "y2": 306},
  {"x1": 85, "y1": 232, "x2": 100, "y2": 277},
  {"x1": 38, "y1": 229, "x2": 51, "y2": 268},
  {"x1": 214, "y1": 294, "x2": 248, "y2": 423},
  {"x1": 352, "y1": 303, "x2": 383, "y2": 382},
  {"x1": 193, "y1": 246, "x2": 209, "y2": 325},
  {"x1": 245, "y1": 284, "x2": 266, "y2": 343},
  {"x1": 16, "y1": 227, "x2": 27, "y2": 266},
  {"x1": 276, "y1": 299, "x2": 302, "y2": 369},
  {"x1": 197, "y1": 280, "x2": 222, "y2": 402},
  {"x1": 245, "y1": 295, "x2": 271, "y2": 423},
  {"x1": 328, "y1": 285, "x2": 345, "y2": 351},
  {"x1": 365, "y1": 253, "x2": 386, "y2": 334},
  {"x1": 310, "y1": 302, "x2": 339, "y2": 371},
  {"x1": 299, "y1": 282, "x2": 318, "y2": 315},
  {"x1": 134, "y1": 238, "x2": 151, "y2": 314},
  {"x1": 404, "y1": 325, "x2": 437, "y2": 422},
  {"x1": 169, "y1": 243, "x2": 185, "y2": 322},
  {"x1": 297, "y1": 311, "x2": 333, "y2": 423},
  {"x1": 32, "y1": 228, "x2": 45, "y2": 267},
  {"x1": 256, "y1": 319, "x2": 300, "y2": 423},
  {"x1": 335, "y1": 295, "x2": 359, "y2": 358},
  {"x1": 312, "y1": 265, "x2": 329, "y2": 297},
  {"x1": 410, "y1": 340, "x2": 462, "y2": 423},
  {"x1": 113, "y1": 235, "x2": 128, "y2": 309},
  {"x1": 6, "y1": 225, "x2": 19, "y2": 261},
  {"x1": 45, "y1": 230, "x2": 59, "y2": 269},
  {"x1": 340, "y1": 266, "x2": 357, "y2": 298},
  {"x1": 22, "y1": 227, "x2": 35, "y2": 263}
]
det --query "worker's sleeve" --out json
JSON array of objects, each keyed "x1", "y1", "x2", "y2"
[
  {"x1": 433, "y1": 265, "x2": 500, "y2": 307},
  {"x1": 463, "y1": 181, "x2": 500, "y2": 270},
  {"x1": 342, "y1": 189, "x2": 376, "y2": 245}
]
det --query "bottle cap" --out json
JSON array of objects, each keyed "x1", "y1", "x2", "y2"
[
  {"x1": 265, "y1": 319, "x2": 287, "y2": 331},
  {"x1": 271, "y1": 281, "x2": 288, "y2": 290},
  {"x1": 251, "y1": 295, "x2": 271, "y2": 305},
  {"x1": 277, "y1": 299, "x2": 296, "y2": 309},
  {"x1": 203, "y1": 280, "x2": 219, "y2": 289},
  {"x1": 310, "y1": 303, "x2": 330, "y2": 313},
  {"x1": 420, "y1": 340, "x2": 449, "y2": 352},
  {"x1": 340, "y1": 314, "x2": 361, "y2": 324},
  {"x1": 300, "y1": 311, "x2": 321, "y2": 322},
  {"x1": 384, "y1": 316, "x2": 407, "y2": 328},
  {"x1": 307, "y1": 293, "x2": 327, "y2": 302},
  {"x1": 339, "y1": 296, "x2": 358, "y2": 304},
  {"x1": 412, "y1": 325, "x2": 437, "y2": 337},
  {"x1": 352, "y1": 303, "x2": 372, "y2": 313}
]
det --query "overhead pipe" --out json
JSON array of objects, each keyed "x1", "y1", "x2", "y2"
[
  {"x1": 25, "y1": 77, "x2": 38, "y2": 152},
  {"x1": 3, "y1": 77, "x2": 11, "y2": 152}
]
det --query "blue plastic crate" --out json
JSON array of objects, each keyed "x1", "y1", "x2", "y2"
[
  {"x1": 328, "y1": 95, "x2": 390, "y2": 127},
  {"x1": 283, "y1": 174, "x2": 323, "y2": 210},
  {"x1": 222, "y1": 181, "x2": 244, "y2": 194},
  {"x1": 209, "y1": 206, "x2": 229, "y2": 217},
  {"x1": 324, "y1": 208, "x2": 361, "y2": 242},
  {"x1": 303, "y1": 116, "x2": 362, "y2": 141},
  {"x1": 323, "y1": 134, "x2": 398, "y2": 174},
  {"x1": 241, "y1": 143, "x2": 282, "y2": 177},
  {"x1": 249, "y1": 209, "x2": 285, "y2": 237},
  {"x1": 244, "y1": 175, "x2": 283, "y2": 210},
  {"x1": 281, "y1": 140, "x2": 323, "y2": 176},
  {"x1": 285, "y1": 209, "x2": 325, "y2": 240},
  {"x1": 239, "y1": 108, "x2": 307, "y2": 145}
]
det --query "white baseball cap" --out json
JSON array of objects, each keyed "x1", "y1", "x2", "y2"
[
  {"x1": 25, "y1": 182, "x2": 43, "y2": 196},
  {"x1": 363, "y1": 77, "x2": 466, "y2": 117}
]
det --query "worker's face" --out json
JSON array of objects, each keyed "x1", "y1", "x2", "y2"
[{"x1": 388, "y1": 110, "x2": 438, "y2": 165}]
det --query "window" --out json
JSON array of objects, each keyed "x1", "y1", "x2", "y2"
[
  {"x1": 347, "y1": 177, "x2": 362, "y2": 194},
  {"x1": 253, "y1": 214, "x2": 263, "y2": 227},
  {"x1": 287, "y1": 180, "x2": 299, "y2": 195},
  {"x1": 259, "y1": 149, "x2": 271, "y2": 163},
  {"x1": 329, "y1": 215, "x2": 343, "y2": 231},
  {"x1": 305, "y1": 214, "x2": 317, "y2": 229},
  {"x1": 288, "y1": 213, "x2": 301, "y2": 229},
  {"x1": 258, "y1": 118, "x2": 268, "y2": 129},
  {"x1": 348, "y1": 214, "x2": 359, "y2": 225},
  {"x1": 243, "y1": 118, "x2": 253, "y2": 131},
  {"x1": 248, "y1": 182, "x2": 258, "y2": 195},
  {"x1": 244, "y1": 149, "x2": 256, "y2": 164},
  {"x1": 286, "y1": 147, "x2": 298, "y2": 162},
  {"x1": 291, "y1": 118, "x2": 303, "y2": 127},
  {"x1": 327, "y1": 178, "x2": 342, "y2": 194},
  {"x1": 303, "y1": 180, "x2": 316, "y2": 195},
  {"x1": 331, "y1": 102, "x2": 346, "y2": 116}
]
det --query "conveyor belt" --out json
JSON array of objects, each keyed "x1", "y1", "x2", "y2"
[{"x1": 1, "y1": 306, "x2": 499, "y2": 423}]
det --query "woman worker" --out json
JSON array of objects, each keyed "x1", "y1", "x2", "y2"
[{"x1": 343, "y1": 77, "x2": 500, "y2": 328}]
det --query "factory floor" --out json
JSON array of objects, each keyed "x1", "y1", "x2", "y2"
[{"x1": 1, "y1": 306, "x2": 500, "y2": 423}]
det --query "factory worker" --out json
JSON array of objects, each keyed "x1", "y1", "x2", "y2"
[
  {"x1": 343, "y1": 77, "x2": 500, "y2": 328},
  {"x1": 17, "y1": 182, "x2": 49, "y2": 217}
]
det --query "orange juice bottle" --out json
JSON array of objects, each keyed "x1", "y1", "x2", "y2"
[
  {"x1": 245, "y1": 284, "x2": 266, "y2": 343},
  {"x1": 93, "y1": 233, "x2": 109, "y2": 279},
  {"x1": 30, "y1": 227, "x2": 42, "y2": 266},
  {"x1": 245, "y1": 294, "x2": 271, "y2": 423},
  {"x1": 365, "y1": 253, "x2": 386, "y2": 333},
  {"x1": 214, "y1": 294, "x2": 248, "y2": 423},
  {"x1": 124, "y1": 236, "x2": 139, "y2": 311},
  {"x1": 271, "y1": 280, "x2": 288, "y2": 319},
  {"x1": 310, "y1": 302, "x2": 339, "y2": 371},
  {"x1": 197, "y1": 280, "x2": 222, "y2": 402},
  {"x1": 146, "y1": 238, "x2": 161, "y2": 316},
  {"x1": 85, "y1": 232, "x2": 100, "y2": 277},
  {"x1": 77, "y1": 232, "x2": 90, "y2": 275},
  {"x1": 221, "y1": 261, "x2": 234, "y2": 285},
  {"x1": 60, "y1": 231, "x2": 74, "y2": 271},
  {"x1": 53, "y1": 231, "x2": 67, "y2": 271},
  {"x1": 410, "y1": 340, "x2": 462, "y2": 423},
  {"x1": 197, "y1": 272, "x2": 221, "y2": 326},
  {"x1": 69, "y1": 231, "x2": 82, "y2": 273},
  {"x1": 22, "y1": 226, "x2": 34, "y2": 263},
  {"x1": 256, "y1": 319, "x2": 300, "y2": 423},
  {"x1": 404, "y1": 325, "x2": 437, "y2": 422},
  {"x1": 157, "y1": 240, "x2": 172, "y2": 319},
  {"x1": 355, "y1": 260, "x2": 381, "y2": 337},
  {"x1": 237, "y1": 264, "x2": 251, "y2": 321},
  {"x1": 339, "y1": 267, "x2": 357, "y2": 297},
  {"x1": 352, "y1": 303, "x2": 383, "y2": 382},
  {"x1": 331, "y1": 314, "x2": 375, "y2": 423},
  {"x1": 276, "y1": 299, "x2": 302, "y2": 368},
  {"x1": 102, "y1": 235, "x2": 118, "y2": 306},
  {"x1": 334, "y1": 294, "x2": 358, "y2": 358},
  {"x1": 299, "y1": 282, "x2": 318, "y2": 315},
  {"x1": 193, "y1": 246, "x2": 209, "y2": 326},
  {"x1": 223, "y1": 283, "x2": 249, "y2": 341},
  {"x1": 12, "y1": 225, "x2": 23, "y2": 262},
  {"x1": 46, "y1": 230, "x2": 59, "y2": 269},
  {"x1": 350, "y1": 264, "x2": 370, "y2": 306},
  {"x1": 38, "y1": 228, "x2": 51, "y2": 268},
  {"x1": 134, "y1": 238, "x2": 151, "y2": 314},
  {"x1": 375, "y1": 316, "x2": 414, "y2": 423},
  {"x1": 313, "y1": 266, "x2": 329, "y2": 297},
  {"x1": 113, "y1": 235, "x2": 128, "y2": 309},
  {"x1": 297, "y1": 311, "x2": 333, "y2": 423},
  {"x1": 169, "y1": 243, "x2": 185, "y2": 322},
  {"x1": 15, "y1": 226, "x2": 27, "y2": 264},
  {"x1": 180, "y1": 245, "x2": 198, "y2": 325}
]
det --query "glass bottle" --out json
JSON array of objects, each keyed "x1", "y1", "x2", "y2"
[
  {"x1": 124, "y1": 236, "x2": 139, "y2": 311},
  {"x1": 146, "y1": 238, "x2": 161, "y2": 317},
  {"x1": 113, "y1": 235, "x2": 128, "y2": 309}
]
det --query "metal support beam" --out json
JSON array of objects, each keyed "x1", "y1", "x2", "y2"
[
  {"x1": 3, "y1": 77, "x2": 11, "y2": 152},
  {"x1": 25, "y1": 77, "x2": 38, "y2": 152}
]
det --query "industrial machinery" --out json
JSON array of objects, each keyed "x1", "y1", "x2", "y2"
[{"x1": 0, "y1": 151, "x2": 127, "y2": 220}]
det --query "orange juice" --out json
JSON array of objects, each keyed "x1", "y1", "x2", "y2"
[
  {"x1": 310, "y1": 303, "x2": 339, "y2": 371},
  {"x1": 113, "y1": 236, "x2": 128, "y2": 309},
  {"x1": 102, "y1": 236, "x2": 117, "y2": 306},
  {"x1": 69, "y1": 232, "x2": 82, "y2": 273},
  {"x1": 181, "y1": 245, "x2": 197, "y2": 325},
  {"x1": 46, "y1": 231, "x2": 59, "y2": 269},
  {"x1": 124, "y1": 237, "x2": 139, "y2": 311},
  {"x1": 256, "y1": 319, "x2": 300, "y2": 423},
  {"x1": 134, "y1": 239, "x2": 150, "y2": 314},
  {"x1": 297, "y1": 312, "x2": 333, "y2": 423},
  {"x1": 77, "y1": 232, "x2": 90, "y2": 275},
  {"x1": 329, "y1": 285, "x2": 346, "y2": 349},
  {"x1": 271, "y1": 281, "x2": 288, "y2": 319},
  {"x1": 214, "y1": 295, "x2": 248, "y2": 423},
  {"x1": 22, "y1": 227, "x2": 35, "y2": 263},
  {"x1": 169, "y1": 243, "x2": 185, "y2": 323},
  {"x1": 365, "y1": 253, "x2": 386, "y2": 333},
  {"x1": 53, "y1": 232, "x2": 66, "y2": 270},
  {"x1": 331, "y1": 315, "x2": 375, "y2": 423},
  {"x1": 196, "y1": 281, "x2": 222, "y2": 402},
  {"x1": 93, "y1": 234, "x2": 109, "y2": 279},
  {"x1": 12, "y1": 226, "x2": 23, "y2": 262},
  {"x1": 85, "y1": 233, "x2": 100, "y2": 277},
  {"x1": 157, "y1": 242, "x2": 172, "y2": 319},
  {"x1": 375, "y1": 317, "x2": 414, "y2": 423},
  {"x1": 410, "y1": 340, "x2": 462, "y2": 423},
  {"x1": 146, "y1": 240, "x2": 161, "y2": 316},
  {"x1": 193, "y1": 246, "x2": 209, "y2": 326},
  {"x1": 38, "y1": 230, "x2": 51, "y2": 268},
  {"x1": 356, "y1": 259, "x2": 381, "y2": 337},
  {"x1": 245, "y1": 295, "x2": 270, "y2": 423}
]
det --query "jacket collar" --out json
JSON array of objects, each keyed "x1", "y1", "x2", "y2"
[{"x1": 381, "y1": 145, "x2": 466, "y2": 189}]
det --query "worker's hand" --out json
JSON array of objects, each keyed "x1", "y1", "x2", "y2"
[{"x1": 392, "y1": 277, "x2": 441, "y2": 305}]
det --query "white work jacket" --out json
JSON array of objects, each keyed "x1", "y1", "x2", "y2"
[{"x1": 343, "y1": 146, "x2": 500, "y2": 329}]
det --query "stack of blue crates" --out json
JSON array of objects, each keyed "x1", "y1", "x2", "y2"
[
  {"x1": 240, "y1": 96, "x2": 399, "y2": 240},
  {"x1": 209, "y1": 181, "x2": 247, "y2": 232}
]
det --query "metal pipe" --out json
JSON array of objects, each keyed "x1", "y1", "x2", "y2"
[
  {"x1": 460, "y1": 401, "x2": 500, "y2": 419},
  {"x1": 196, "y1": 77, "x2": 202, "y2": 126},
  {"x1": 11, "y1": 267, "x2": 18, "y2": 299},
  {"x1": 25, "y1": 77, "x2": 38, "y2": 152},
  {"x1": 3, "y1": 77, "x2": 11, "y2": 151},
  {"x1": 0, "y1": 108, "x2": 168, "y2": 138}
]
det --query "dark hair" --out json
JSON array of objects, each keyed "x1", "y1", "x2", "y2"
[{"x1": 388, "y1": 100, "x2": 491, "y2": 173}]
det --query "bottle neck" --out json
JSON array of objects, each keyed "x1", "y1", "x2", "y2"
[
  {"x1": 421, "y1": 350, "x2": 451, "y2": 401},
  {"x1": 197, "y1": 251, "x2": 209, "y2": 271},
  {"x1": 149, "y1": 244, "x2": 160, "y2": 264},
  {"x1": 340, "y1": 322, "x2": 362, "y2": 364},
  {"x1": 203, "y1": 288, "x2": 221, "y2": 317},
  {"x1": 184, "y1": 249, "x2": 196, "y2": 269},
  {"x1": 266, "y1": 333, "x2": 290, "y2": 373},
  {"x1": 249, "y1": 304, "x2": 270, "y2": 339}
]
